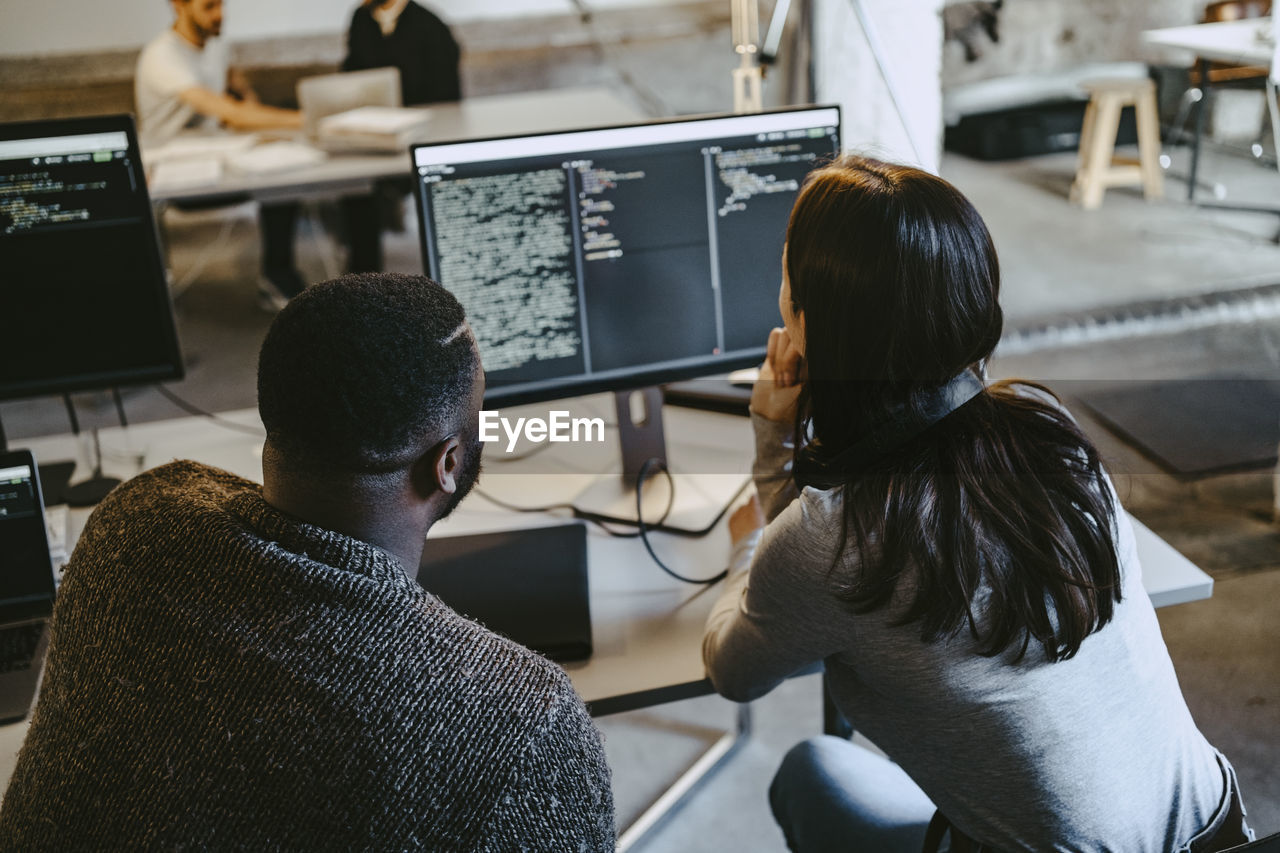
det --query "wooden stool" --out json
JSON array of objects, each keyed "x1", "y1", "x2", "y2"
[{"x1": 1070, "y1": 78, "x2": 1164, "y2": 210}]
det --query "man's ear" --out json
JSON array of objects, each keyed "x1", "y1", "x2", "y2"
[{"x1": 416, "y1": 435, "x2": 463, "y2": 498}]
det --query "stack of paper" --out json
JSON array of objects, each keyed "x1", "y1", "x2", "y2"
[
  {"x1": 226, "y1": 141, "x2": 328, "y2": 175},
  {"x1": 145, "y1": 133, "x2": 260, "y2": 165},
  {"x1": 316, "y1": 106, "x2": 433, "y2": 151},
  {"x1": 143, "y1": 133, "x2": 260, "y2": 192},
  {"x1": 149, "y1": 158, "x2": 224, "y2": 193}
]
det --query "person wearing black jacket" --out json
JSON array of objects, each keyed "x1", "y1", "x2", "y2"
[{"x1": 343, "y1": 0, "x2": 461, "y2": 106}]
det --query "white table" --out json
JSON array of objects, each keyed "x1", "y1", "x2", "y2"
[
  {"x1": 1142, "y1": 18, "x2": 1280, "y2": 203},
  {"x1": 1142, "y1": 18, "x2": 1274, "y2": 67},
  {"x1": 0, "y1": 399, "x2": 1215, "y2": 848},
  {"x1": 149, "y1": 87, "x2": 646, "y2": 205}
]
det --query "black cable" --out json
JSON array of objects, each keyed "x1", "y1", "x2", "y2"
[
  {"x1": 634, "y1": 457, "x2": 727, "y2": 585},
  {"x1": 154, "y1": 385, "x2": 265, "y2": 436},
  {"x1": 473, "y1": 486, "x2": 667, "y2": 540},
  {"x1": 473, "y1": 488, "x2": 577, "y2": 517},
  {"x1": 111, "y1": 387, "x2": 129, "y2": 428},
  {"x1": 62, "y1": 393, "x2": 81, "y2": 435}
]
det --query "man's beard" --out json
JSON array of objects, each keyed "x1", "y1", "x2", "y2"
[{"x1": 438, "y1": 436, "x2": 482, "y2": 520}]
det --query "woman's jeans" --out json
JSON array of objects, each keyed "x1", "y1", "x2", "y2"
[
  {"x1": 769, "y1": 736, "x2": 936, "y2": 853},
  {"x1": 769, "y1": 736, "x2": 1253, "y2": 853}
]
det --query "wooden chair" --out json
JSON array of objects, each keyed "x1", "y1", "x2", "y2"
[
  {"x1": 1191, "y1": 0, "x2": 1272, "y2": 86},
  {"x1": 1070, "y1": 78, "x2": 1164, "y2": 210}
]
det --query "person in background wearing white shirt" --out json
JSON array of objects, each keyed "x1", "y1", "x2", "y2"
[{"x1": 136, "y1": 0, "x2": 381, "y2": 308}]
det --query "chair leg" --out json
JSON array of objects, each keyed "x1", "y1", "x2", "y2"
[
  {"x1": 1071, "y1": 100, "x2": 1099, "y2": 204},
  {"x1": 1165, "y1": 86, "x2": 1203, "y2": 148},
  {"x1": 1136, "y1": 90, "x2": 1165, "y2": 201},
  {"x1": 1080, "y1": 94, "x2": 1122, "y2": 210}
]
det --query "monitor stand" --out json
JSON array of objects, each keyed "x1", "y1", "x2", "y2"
[
  {"x1": 63, "y1": 428, "x2": 121, "y2": 507},
  {"x1": 571, "y1": 387, "x2": 750, "y2": 534}
]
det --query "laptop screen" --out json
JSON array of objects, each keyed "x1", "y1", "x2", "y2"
[
  {"x1": 419, "y1": 522, "x2": 591, "y2": 662},
  {"x1": 0, "y1": 463, "x2": 56, "y2": 624}
]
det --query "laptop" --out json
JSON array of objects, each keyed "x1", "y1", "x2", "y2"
[
  {"x1": 296, "y1": 66, "x2": 402, "y2": 141},
  {"x1": 0, "y1": 450, "x2": 56, "y2": 724},
  {"x1": 419, "y1": 522, "x2": 592, "y2": 662}
]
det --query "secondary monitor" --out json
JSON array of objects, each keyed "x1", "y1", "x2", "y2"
[
  {"x1": 0, "y1": 115, "x2": 182, "y2": 402},
  {"x1": 410, "y1": 105, "x2": 841, "y2": 406}
]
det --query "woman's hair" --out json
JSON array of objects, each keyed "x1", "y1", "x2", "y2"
[{"x1": 786, "y1": 155, "x2": 1120, "y2": 663}]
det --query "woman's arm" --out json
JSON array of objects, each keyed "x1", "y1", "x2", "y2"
[
  {"x1": 703, "y1": 494, "x2": 851, "y2": 703},
  {"x1": 751, "y1": 327, "x2": 804, "y2": 520},
  {"x1": 752, "y1": 413, "x2": 799, "y2": 521}
]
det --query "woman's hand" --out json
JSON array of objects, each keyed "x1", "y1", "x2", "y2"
[
  {"x1": 749, "y1": 327, "x2": 804, "y2": 423},
  {"x1": 729, "y1": 494, "x2": 766, "y2": 546}
]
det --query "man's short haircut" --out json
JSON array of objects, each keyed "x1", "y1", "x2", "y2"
[{"x1": 258, "y1": 273, "x2": 478, "y2": 472}]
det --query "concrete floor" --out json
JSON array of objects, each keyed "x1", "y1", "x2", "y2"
[{"x1": 2, "y1": 137, "x2": 1278, "y2": 847}]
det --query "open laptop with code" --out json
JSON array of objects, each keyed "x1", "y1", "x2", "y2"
[{"x1": 0, "y1": 453, "x2": 56, "y2": 723}]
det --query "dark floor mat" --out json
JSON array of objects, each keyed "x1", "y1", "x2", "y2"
[{"x1": 1074, "y1": 378, "x2": 1280, "y2": 479}]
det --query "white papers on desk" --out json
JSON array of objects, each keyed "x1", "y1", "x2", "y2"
[
  {"x1": 145, "y1": 133, "x2": 260, "y2": 164},
  {"x1": 316, "y1": 106, "x2": 433, "y2": 151},
  {"x1": 225, "y1": 141, "x2": 327, "y2": 175},
  {"x1": 148, "y1": 157, "x2": 224, "y2": 192}
]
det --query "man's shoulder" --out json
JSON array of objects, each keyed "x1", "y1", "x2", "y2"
[
  {"x1": 414, "y1": 598, "x2": 582, "y2": 706},
  {"x1": 136, "y1": 31, "x2": 222, "y2": 84},
  {"x1": 88, "y1": 460, "x2": 255, "y2": 530},
  {"x1": 136, "y1": 30, "x2": 182, "y2": 67},
  {"x1": 406, "y1": 1, "x2": 451, "y2": 28}
]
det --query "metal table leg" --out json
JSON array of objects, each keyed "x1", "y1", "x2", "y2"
[
  {"x1": 615, "y1": 702, "x2": 753, "y2": 851},
  {"x1": 1189, "y1": 58, "x2": 1211, "y2": 201}
]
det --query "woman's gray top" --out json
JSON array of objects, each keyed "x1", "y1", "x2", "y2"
[{"x1": 704, "y1": 412, "x2": 1229, "y2": 852}]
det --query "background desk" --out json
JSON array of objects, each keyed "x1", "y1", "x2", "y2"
[
  {"x1": 149, "y1": 87, "x2": 646, "y2": 205},
  {"x1": 0, "y1": 399, "x2": 1214, "y2": 846},
  {"x1": 1143, "y1": 18, "x2": 1274, "y2": 68},
  {"x1": 1142, "y1": 18, "x2": 1279, "y2": 202}
]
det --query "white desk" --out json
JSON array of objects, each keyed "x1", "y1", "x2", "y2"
[
  {"x1": 1142, "y1": 18, "x2": 1280, "y2": 202},
  {"x1": 0, "y1": 400, "x2": 1215, "y2": 846},
  {"x1": 1142, "y1": 18, "x2": 1274, "y2": 67},
  {"x1": 149, "y1": 87, "x2": 646, "y2": 205}
]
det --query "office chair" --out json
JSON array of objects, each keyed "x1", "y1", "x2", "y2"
[
  {"x1": 1192, "y1": 1, "x2": 1272, "y2": 86},
  {"x1": 1226, "y1": 831, "x2": 1280, "y2": 851},
  {"x1": 1164, "y1": 1, "x2": 1272, "y2": 150}
]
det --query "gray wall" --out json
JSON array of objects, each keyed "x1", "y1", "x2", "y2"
[
  {"x1": 941, "y1": 0, "x2": 1209, "y2": 86},
  {"x1": 0, "y1": 2, "x2": 772, "y2": 123}
]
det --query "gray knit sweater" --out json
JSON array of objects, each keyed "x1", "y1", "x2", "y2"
[{"x1": 0, "y1": 461, "x2": 615, "y2": 851}]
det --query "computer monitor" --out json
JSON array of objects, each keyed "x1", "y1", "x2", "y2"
[
  {"x1": 410, "y1": 105, "x2": 840, "y2": 529},
  {"x1": 0, "y1": 115, "x2": 182, "y2": 403}
]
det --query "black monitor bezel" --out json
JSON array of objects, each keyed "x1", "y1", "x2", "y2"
[
  {"x1": 0, "y1": 449, "x2": 56, "y2": 625},
  {"x1": 0, "y1": 113, "x2": 184, "y2": 402},
  {"x1": 409, "y1": 104, "x2": 841, "y2": 408}
]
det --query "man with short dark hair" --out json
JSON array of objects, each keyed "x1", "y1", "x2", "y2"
[{"x1": 0, "y1": 274, "x2": 616, "y2": 850}]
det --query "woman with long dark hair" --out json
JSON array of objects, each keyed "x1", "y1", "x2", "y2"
[{"x1": 702, "y1": 155, "x2": 1251, "y2": 852}]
